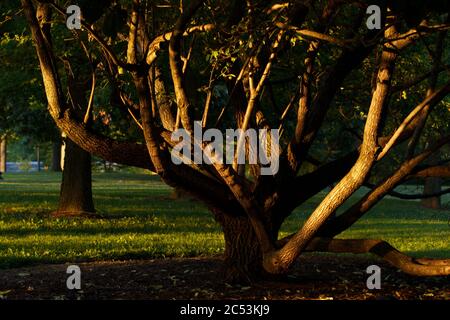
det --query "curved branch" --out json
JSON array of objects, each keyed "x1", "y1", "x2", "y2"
[
  {"x1": 412, "y1": 165, "x2": 450, "y2": 178},
  {"x1": 377, "y1": 81, "x2": 450, "y2": 160},
  {"x1": 364, "y1": 183, "x2": 450, "y2": 200},
  {"x1": 146, "y1": 24, "x2": 215, "y2": 65},
  {"x1": 305, "y1": 238, "x2": 450, "y2": 276},
  {"x1": 168, "y1": 0, "x2": 204, "y2": 133},
  {"x1": 276, "y1": 22, "x2": 352, "y2": 48}
]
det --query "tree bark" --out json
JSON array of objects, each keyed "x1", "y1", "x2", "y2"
[
  {"x1": 0, "y1": 137, "x2": 6, "y2": 174},
  {"x1": 56, "y1": 138, "x2": 95, "y2": 216},
  {"x1": 214, "y1": 210, "x2": 264, "y2": 282}
]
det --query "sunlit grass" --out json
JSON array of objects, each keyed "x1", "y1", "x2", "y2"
[{"x1": 0, "y1": 171, "x2": 449, "y2": 268}]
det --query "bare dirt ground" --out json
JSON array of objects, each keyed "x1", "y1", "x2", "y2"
[{"x1": 0, "y1": 254, "x2": 448, "y2": 300}]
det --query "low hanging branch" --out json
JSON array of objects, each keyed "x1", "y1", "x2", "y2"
[{"x1": 305, "y1": 238, "x2": 450, "y2": 277}]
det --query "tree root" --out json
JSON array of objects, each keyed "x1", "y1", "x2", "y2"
[{"x1": 302, "y1": 238, "x2": 450, "y2": 276}]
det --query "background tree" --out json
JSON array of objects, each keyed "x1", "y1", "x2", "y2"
[{"x1": 0, "y1": 0, "x2": 95, "y2": 215}]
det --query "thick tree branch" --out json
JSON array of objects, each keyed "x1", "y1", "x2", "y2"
[
  {"x1": 305, "y1": 238, "x2": 450, "y2": 276},
  {"x1": 264, "y1": 24, "x2": 399, "y2": 274}
]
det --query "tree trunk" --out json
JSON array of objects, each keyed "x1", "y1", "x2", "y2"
[
  {"x1": 422, "y1": 154, "x2": 441, "y2": 209},
  {"x1": 422, "y1": 177, "x2": 442, "y2": 209},
  {"x1": 214, "y1": 210, "x2": 265, "y2": 283},
  {"x1": 0, "y1": 137, "x2": 6, "y2": 174},
  {"x1": 36, "y1": 145, "x2": 40, "y2": 171},
  {"x1": 56, "y1": 138, "x2": 95, "y2": 216},
  {"x1": 51, "y1": 140, "x2": 62, "y2": 172}
]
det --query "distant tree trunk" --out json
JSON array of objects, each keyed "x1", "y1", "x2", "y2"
[
  {"x1": 0, "y1": 137, "x2": 6, "y2": 174},
  {"x1": 56, "y1": 138, "x2": 95, "y2": 216},
  {"x1": 51, "y1": 140, "x2": 62, "y2": 172},
  {"x1": 422, "y1": 154, "x2": 441, "y2": 209},
  {"x1": 422, "y1": 177, "x2": 442, "y2": 209},
  {"x1": 32, "y1": 1, "x2": 95, "y2": 216},
  {"x1": 36, "y1": 145, "x2": 41, "y2": 171}
]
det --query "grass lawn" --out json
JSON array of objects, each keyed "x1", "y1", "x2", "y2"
[{"x1": 0, "y1": 171, "x2": 449, "y2": 269}]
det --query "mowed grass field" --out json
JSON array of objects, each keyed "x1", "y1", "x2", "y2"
[{"x1": 0, "y1": 171, "x2": 449, "y2": 269}]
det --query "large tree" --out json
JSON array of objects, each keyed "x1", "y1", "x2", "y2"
[
  {"x1": 0, "y1": 0, "x2": 95, "y2": 215},
  {"x1": 22, "y1": 0, "x2": 450, "y2": 281}
]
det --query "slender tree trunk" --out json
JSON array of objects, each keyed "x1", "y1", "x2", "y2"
[
  {"x1": 0, "y1": 137, "x2": 6, "y2": 174},
  {"x1": 56, "y1": 138, "x2": 95, "y2": 216},
  {"x1": 51, "y1": 140, "x2": 62, "y2": 172},
  {"x1": 36, "y1": 145, "x2": 40, "y2": 172}
]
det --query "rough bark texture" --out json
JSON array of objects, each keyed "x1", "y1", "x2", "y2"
[
  {"x1": 56, "y1": 138, "x2": 95, "y2": 216},
  {"x1": 214, "y1": 210, "x2": 264, "y2": 282}
]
